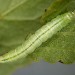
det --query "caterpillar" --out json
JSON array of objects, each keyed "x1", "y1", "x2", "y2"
[{"x1": 0, "y1": 11, "x2": 75, "y2": 63}]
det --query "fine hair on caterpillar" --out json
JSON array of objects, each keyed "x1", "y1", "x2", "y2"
[{"x1": 0, "y1": 11, "x2": 75, "y2": 63}]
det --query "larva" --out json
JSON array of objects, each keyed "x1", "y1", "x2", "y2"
[{"x1": 0, "y1": 11, "x2": 75, "y2": 63}]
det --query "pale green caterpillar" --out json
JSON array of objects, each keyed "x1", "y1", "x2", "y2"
[{"x1": 0, "y1": 11, "x2": 75, "y2": 63}]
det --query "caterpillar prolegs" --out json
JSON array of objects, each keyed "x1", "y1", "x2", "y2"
[{"x1": 0, "y1": 11, "x2": 75, "y2": 63}]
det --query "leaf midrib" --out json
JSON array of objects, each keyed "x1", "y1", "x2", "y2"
[{"x1": 1, "y1": 0, "x2": 28, "y2": 18}]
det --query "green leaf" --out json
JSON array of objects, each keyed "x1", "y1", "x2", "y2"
[
  {"x1": 0, "y1": 0, "x2": 53, "y2": 20},
  {"x1": 40, "y1": 0, "x2": 74, "y2": 24}
]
